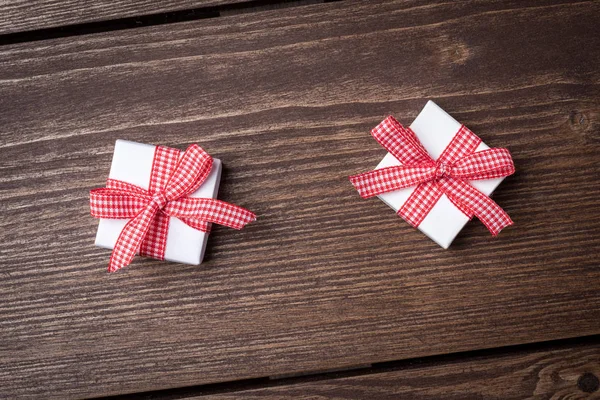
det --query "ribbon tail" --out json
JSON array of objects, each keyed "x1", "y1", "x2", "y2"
[
  {"x1": 108, "y1": 204, "x2": 159, "y2": 272},
  {"x1": 179, "y1": 218, "x2": 211, "y2": 232},
  {"x1": 398, "y1": 181, "x2": 443, "y2": 227},
  {"x1": 139, "y1": 212, "x2": 170, "y2": 259},
  {"x1": 191, "y1": 200, "x2": 256, "y2": 230},
  {"x1": 165, "y1": 198, "x2": 256, "y2": 230},
  {"x1": 440, "y1": 178, "x2": 513, "y2": 236}
]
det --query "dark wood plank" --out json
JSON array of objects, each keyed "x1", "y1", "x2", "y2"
[
  {"x1": 1, "y1": 0, "x2": 599, "y2": 398},
  {"x1": 203, "y1": 341, "x2": 600, "y2": 399},
  {"x1": 0, "y1": 0, "x2": 246, "y2": 35}
]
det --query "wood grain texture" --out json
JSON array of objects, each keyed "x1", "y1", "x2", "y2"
[
  {"x1": 0, "y1": 0, "x2": 246, "y2": 35},
  {"x1": 204, "y1": 341, "x2": 600, "y2": 399},
  {"x1": 1, "y1": 0, "x2": 599, "y2": 398}
]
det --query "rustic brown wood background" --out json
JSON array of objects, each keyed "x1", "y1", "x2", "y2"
[{"x1": 1, "y1": 0, "x2": 599, "y2": 399}]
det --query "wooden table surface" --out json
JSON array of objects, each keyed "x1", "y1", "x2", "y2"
[{"x1": 1, "y1": 0, "x2": 599, "y2": 399}]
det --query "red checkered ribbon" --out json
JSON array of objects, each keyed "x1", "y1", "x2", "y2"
[
  {"x1": 90, "y1": 144, "x2": 256, "y2": 272},
  {"x1": 349, "y1": 116, "x2": 515, "y2": 236}
]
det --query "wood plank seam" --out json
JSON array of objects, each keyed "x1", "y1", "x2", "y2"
[
  {"x1": 0, "y1": 0, "x2": 328, "y2": 45},
  {"x1": 95, "y1": 334, "x2": 600, "y2": 399}
]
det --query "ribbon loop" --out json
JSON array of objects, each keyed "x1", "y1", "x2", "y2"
[
  {"x1": 90, "y1": 188, "x2": 151, "y2": 219},
  {"x1": 371, "y1": 116, "x2": 433, "y2": 166},
  {"x1": 451, "y1": 148, "x2": 515, "y2": 181},
  {"x1": 349, "y1": 164, "x2": 435, "y2": 199},
  {"x1": 90, "y1": 143, "x2": 255, "y2": 272},
  {"x1": 350, "y1": 117, "x2": 514, "y2": 238},
  {"x1": 164, "y1": 144, "x2": 213, "y2": 201}
]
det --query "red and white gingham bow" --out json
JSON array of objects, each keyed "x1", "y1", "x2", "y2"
[
  {"x1": 91, "y1": 144, "x2": 256, "y2": 272},
  {"x1": 349, "y1": 116, "x2": 515, "y2": 236}
]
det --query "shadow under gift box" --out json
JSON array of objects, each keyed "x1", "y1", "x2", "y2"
[
  {"x1": 94, "y1": 140, "x2": 222, "y2": 265},
  {"x1": 376, "y1": 101, "x2": 505, "y2": 249}
]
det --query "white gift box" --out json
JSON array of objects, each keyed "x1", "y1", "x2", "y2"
[
  {"x1": 376, "y1": 101, "x2": 504, "y2": 248},
  {"x1": 94, "y1": 140, "x2": 222, "y2": 265}
]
